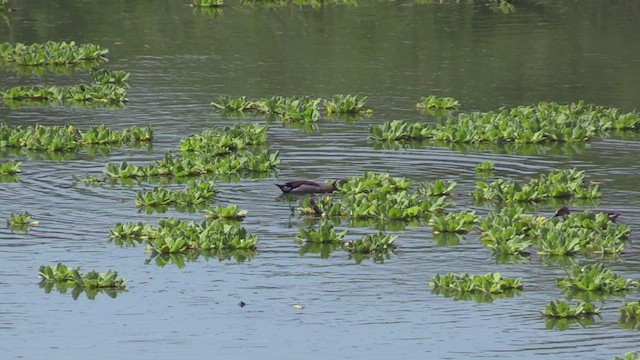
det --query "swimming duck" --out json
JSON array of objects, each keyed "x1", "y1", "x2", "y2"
[
  {"x1": 275, "y1": 179, "x2": 345, "y2": 195},
  {"x1": 554, "y1": 206, "x2": 620, "y2": 222}
]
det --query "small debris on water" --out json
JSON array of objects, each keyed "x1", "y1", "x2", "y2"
[
  {"x1": 238, "y1": 301, "x2": 246, "y2": 308},
  {"x1": 292, "y1": 304, "x2": 304, "y2": 310}
]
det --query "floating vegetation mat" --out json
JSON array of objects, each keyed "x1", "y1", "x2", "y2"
[
  {"x1": 82, "y1": 123, "x2": 279, "y2": 183},
  {"x1": 0, "y1": 41, "x2": 108, "y2": 66},
  {"x1": 38, "y1": 263, "x2": 127, "y2": 300},
  {"x1": 371, "y1": 101, "x2": 640, "y2": 144}
]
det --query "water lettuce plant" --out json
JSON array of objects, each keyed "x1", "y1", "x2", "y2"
[
  {"x1": 428, "y1": 210, "x2": 477, "y2": 234},
  {"x1": 615, "y1": 352, "x2": 639, "y2": 360},
  {"x1": 101, "y1": 124, "x2": 278, "y2": 181},
  {"x1": 0, "y1": 160, "x2": 20, "y2": 174},
  {"x1": 430, "y1": 272, "x2": 523, "y2": 294},
  {"x1": 324, "y1": 94, "x2": 369, "y2": 115},
  {"x1": 135, "y1": 181, "x2": 217, "y2": 211},
  {"x1": 90, "y1": 68, "x2": 131, "y2": 86},
  {"x1": 471, "y1": 168, "x2": 600, "y2": 203},
  {"x1": 343, "y1": 232, "x2": 397, "y2": 263},
  {"x1": 475, "y1": 161, "x2": 495, "y2": 172},
  {"x1": 418, "y1": 179, "x2": 456, "y2": 196},
  {"x1": 7, "y1": 211, "x2": 32, "y2": 232},
  {"x1": 619, "y1": 302, "x2": 640, "y2": 321},
  {"x1": 339, "y1": 171, "x2": 412, "y2": 194},
  {"x1": 416, "y1": 95, "x2": 460, "y2": 110},
  {"x1": 556, "y1": 263, "x2": 638, "y2": 293},
  {"x1": 192, "y1": 0, "x2": 224, "y2": 7},
  {"x1": 371, "y1": 101, "x2": 640, "y2": 144},
  {"x1": 295, "y1": 221, "x2": 348, "y2": 243},
  {"x1": 38, "y1": 263, "x2": 127, "y2": 299},
  {"x1": 0, "y1": 123, "x2": 152, "y2": 153},
  {"x1": 109, "y1": 218, "x2": 259, "y2": 254},
  {"x1": 0, "y1": 41, "x2": 108, "y2": 66},
  {"x1": 540, "y1": 300, "x2": 601, "y2": 318},
  {"x1": 3, "y1": 83, "x2": 128, "y2": 106},
  {"x1": 204, "y1": 204, "x2": 248, "y2": 221}
]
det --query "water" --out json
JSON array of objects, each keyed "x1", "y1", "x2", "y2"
[{"x1": 1, "y1": 1, "x2": 640, "y2": 359}]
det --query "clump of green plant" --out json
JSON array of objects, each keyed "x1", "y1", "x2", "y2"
[
  {"x1": 0, "y1": 41, "x2": 108, "y2": 66},
  {"x1": 90, "y1": 68, "x2": 131, "y2": 86},
  {"x1": 0, "y1": 123, "x2": 152, "y2": 153},
  {"x1": 204, "y1": 204, "x2": 248, "y2": 221},
  {"x1": 472, "y1": 168, "x2": 600, "y2": 203},
  {"x1": 343, "y1": 232, "x2": 397, "y2": 263},
  {"x1": 38, "y1": 263, "x2": 127, "y2": 299},
  {"x1": 298, "y1": 196, "x2": 344, "y2": 217},
  {"x1": 0, "y1": 160, "x2": 20, "y2": 174},
  {"x1": 540, "y1": 300, "x2": 601, "y2": 318},
  {"x1": 341, "y1": 191, "x2": 449, "y2": 220},
  {"x1": 416, "y1": 95, "x2": 460, "y2": 110},
  {"x1": 324, "y1": 94, "x2": 369, "y2": 115},
  {"x1": 135, "y1": 181, "x2": 217, "y2": 211},
  {"x1": 296, "y1": 221, "x2": 347, "y2": 243},
  {"x1": 339, "y1": 171, "x2": 411, "y2": 194},
  {"x1": 619, "y1": 302, "x2": 640, "y2": 321},
  {"x1": 418, "y1": 179, "x2": 456, "y2": 196},
  {"x1": 429, "y1": 210, "x2": 477, "y2": 234},
  {"x1": 615, "y1": 352, "x2": 639, "y2": 360},
  {"x1": 475, "y1": 161, "x2": 495, "y2": 172},
  {"x1": 102, "y1": 124, "x2": 278, "y2": 181},
  {"x1": 557, "y1": 263, "x2": 638, "y2": 293},
  {"x1": 109, "y1": 218, "x2": 259, "y2": 255},
  {"x1": 430, "y1": 272, "x2": 522, "y2": 294},
  {"x1": 371, "y1": 101, "x2": 640, "y2": 144},
  {"x1": 192, "y1": 0, "x2": 224, "y2": 7},
  {"x1": 6, "y1": 211, "x2": 33, "y2": 232}
]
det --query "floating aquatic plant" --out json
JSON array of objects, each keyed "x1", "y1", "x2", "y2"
[
  {"x1": 324, "y1": 94, "x2": 369, "y2": 115},
  {"x1": 298, "y1": 196, "x2": 344, "y2": 218},
  {"x1": 475, "y1": 161, "x2": 495, "y2": 173},
  {"x1": 90, "y1": 68, "x2": 131, "y2": 86},
  {"x1": 0, "y1": 123, "x2": 152, "y2": 153},
  {"x1": 418, "y1": 179, "x2": 457, "y2": 196},
  {"x1": 428, "y1": 210, "x2": 477, "y2": 234},
  {"x1": 38, "y1": 263, "x2": 127, "y2": 299},
  {"x1": 430, "y1": 272, "x2": 522, "y2": 294},
  {"x1": 204, "y1": 204, "x2": 248, "y2": 221},
  {"x1": 416, "y1": 95, "x2": 460, "y2": 110},
  {"x1": 343, "y1": 232, "x2": 397, "y2": 263},
  {"x1": 0, "y1": 41, "x2": 108, "y2": 66},
  {"x1": 557, "y1": 263, "x2": 638, "y2": 293},
  {"x1": 540, "y1": 300, "x2": 601, "y2": 318},
  {"x1": 135, "y1": 181, "x2": 217, "y2": 210},
  {"x1": 471, "y1": 168, "x2": 600, "y2": 203},
  {"x1": 339, "y1": 171, "x2": 412, "y2": 195},
  {"x1": 371, "y1": 101, "x2": 640, "y2": 144},
  {"x1": 295, "y1": 221, "x2": 347, "y2": 243},
  {"x1": 0, "y1": 160, "x2": 20, "y2": 174},
  {"x1": 192, "y1": 0, "x2": 224, "y2": 7},
  {"x1": 615, "y1": 352, "x2": 639, "y2": 360}
]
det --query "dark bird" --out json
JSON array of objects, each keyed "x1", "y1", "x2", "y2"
[
  {"x1": 275, "y1": 179, "x2": 345, "y2": 195},
  {"x1": 554, "y1": 206, "x2": 620, "y2": 222}
]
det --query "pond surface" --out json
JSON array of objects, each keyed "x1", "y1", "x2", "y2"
[{"x1": 1, "y1": 1, "x2": 640, "y2": 359}]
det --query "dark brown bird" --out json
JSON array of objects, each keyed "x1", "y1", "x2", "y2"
[
  {"x1": 554, "y1": 206, "x2": 620, "y2": 222},
  {"x1": 275, "y1": 179, "x2": 345, "y2": 195}
]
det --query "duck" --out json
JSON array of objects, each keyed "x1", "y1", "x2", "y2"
[
  {"x1": 275, "y1": 179, "x2": 345, "y2": 195},
  {"x1": 554, "y1": 206, "x2": 620, "y2": 222}
]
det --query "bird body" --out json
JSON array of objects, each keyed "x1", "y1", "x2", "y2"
[{"x1": 275, "y1": 179, "x2": 344, "y2": 195}]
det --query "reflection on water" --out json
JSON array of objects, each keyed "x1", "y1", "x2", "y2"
[{"x1": 2, "y1": 0, "x2": 640, "y2": 359}]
